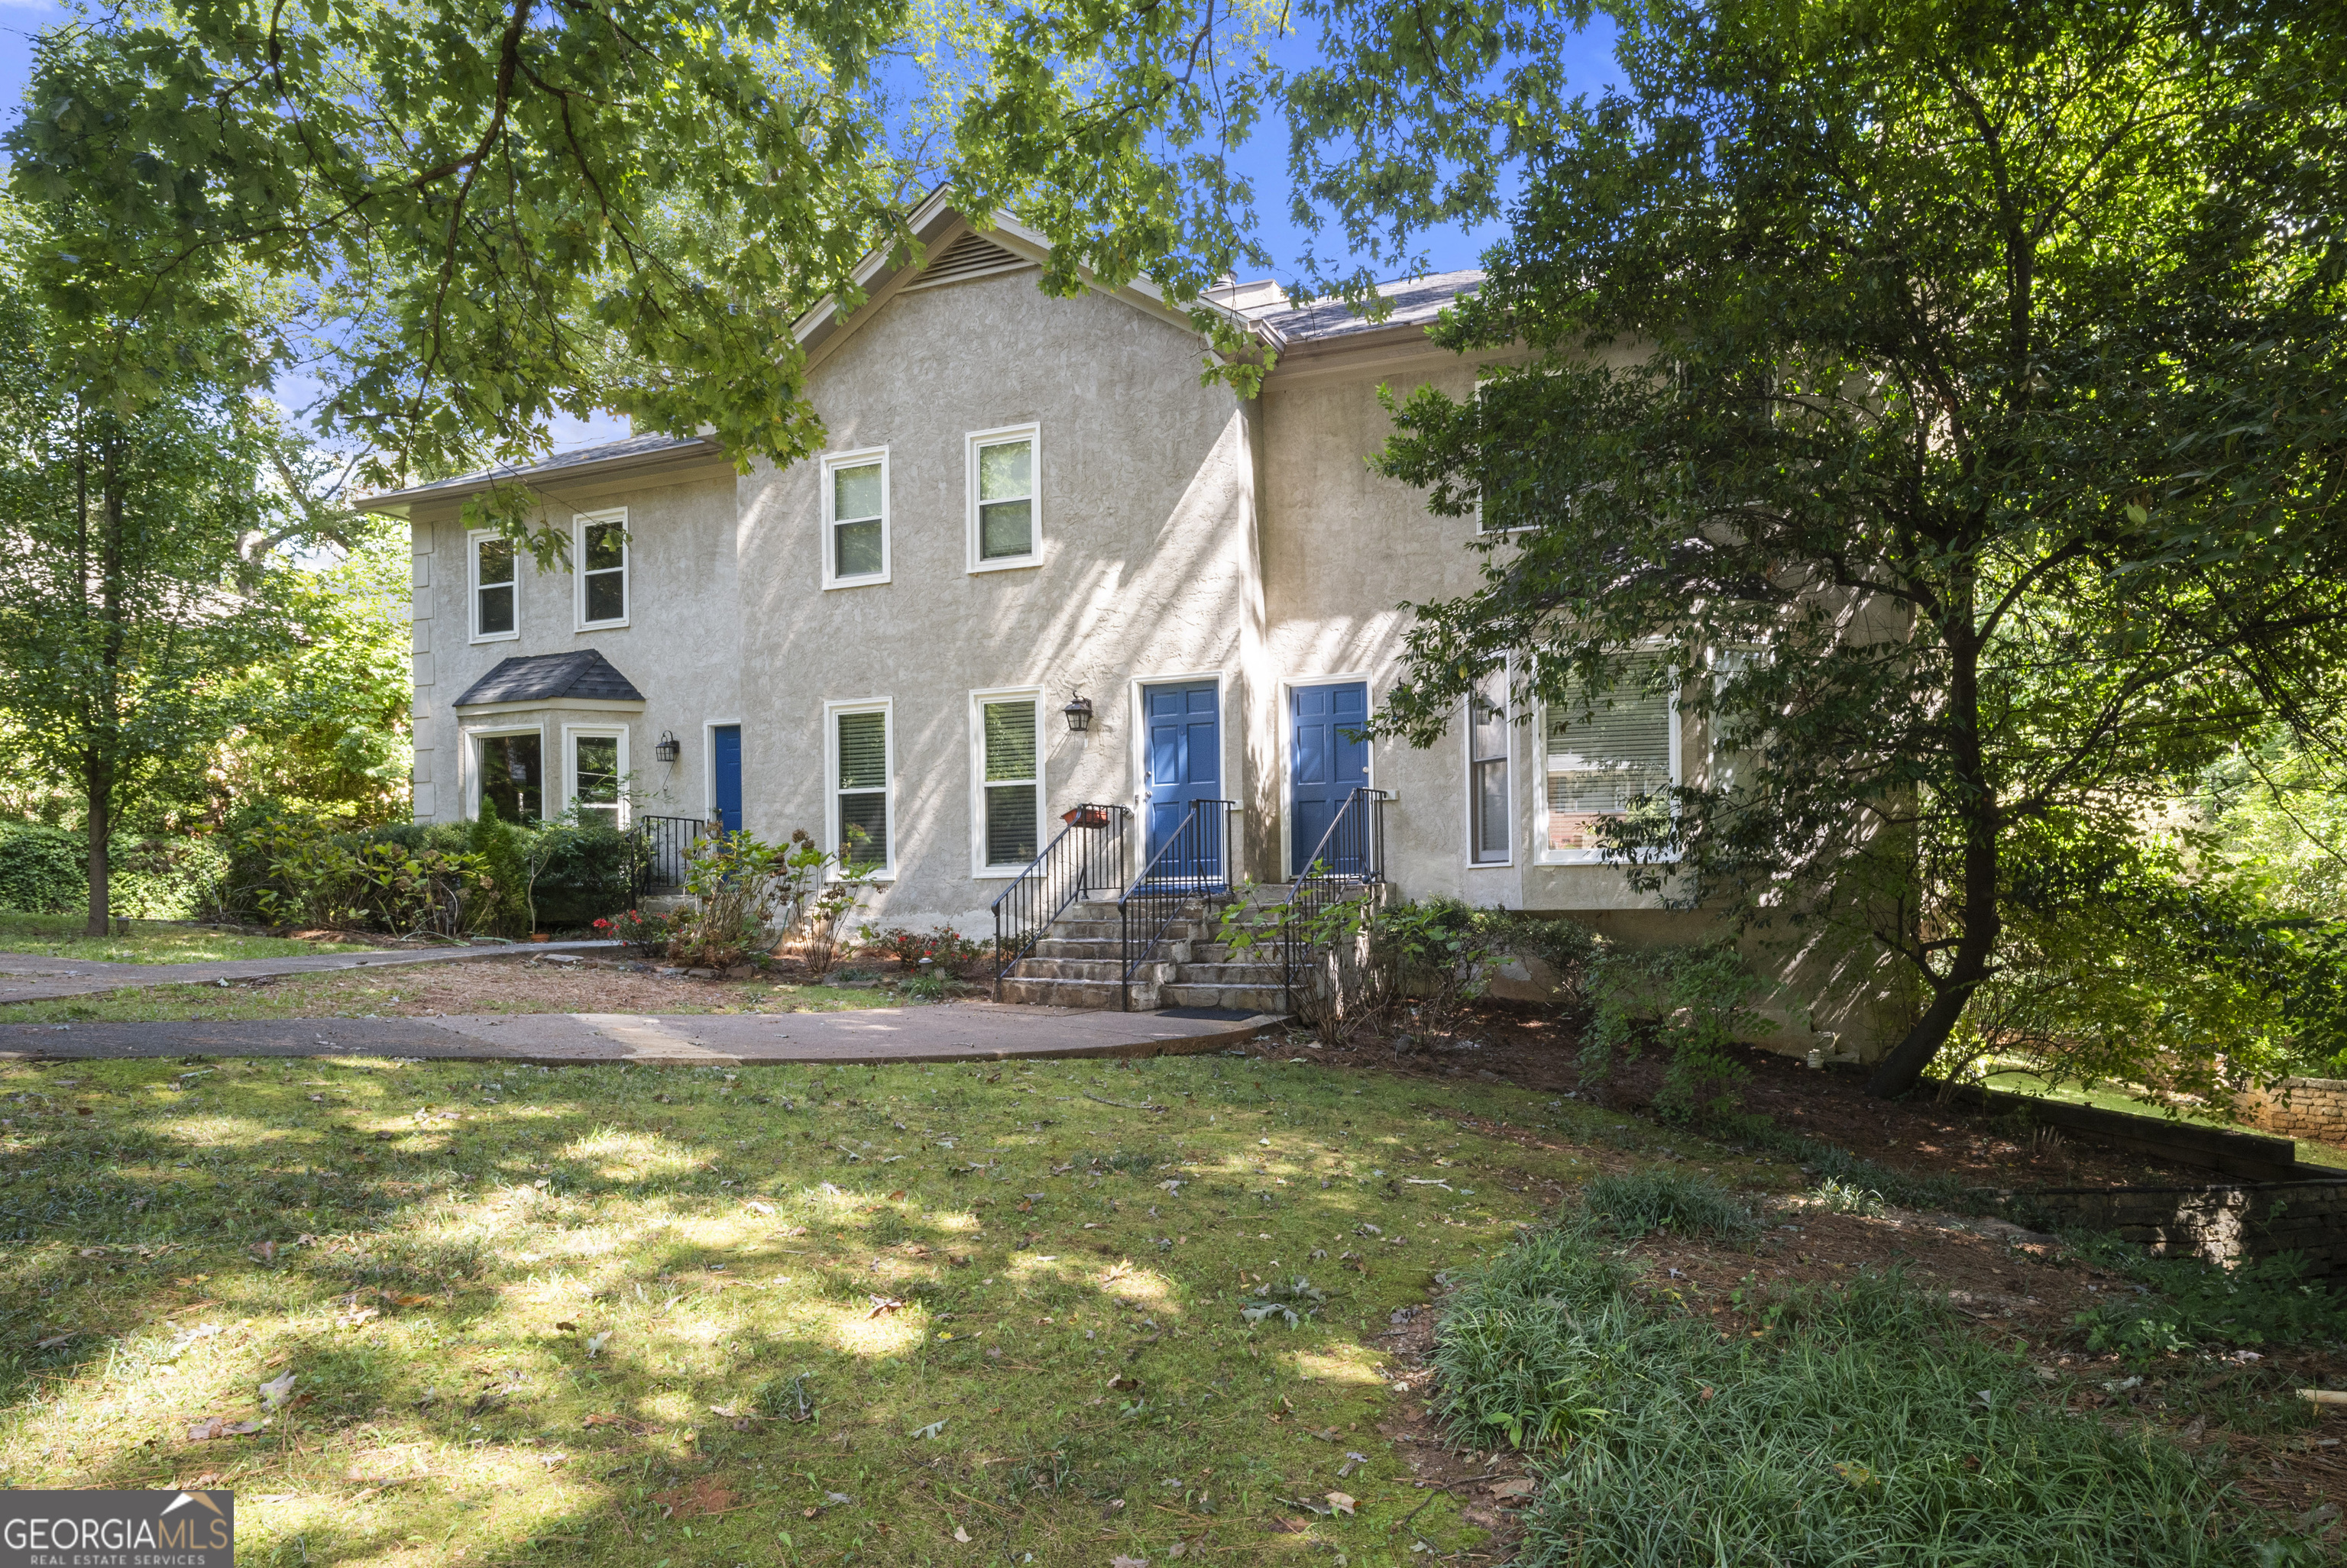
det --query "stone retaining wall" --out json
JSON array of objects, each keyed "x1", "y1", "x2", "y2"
[
  {"x1": 2022, "y1": 1180, "x2": 2347, "y2": 1286},
  {"x1": 2238, "y1": 1077, "x2": 2347, "y2": 1145}
]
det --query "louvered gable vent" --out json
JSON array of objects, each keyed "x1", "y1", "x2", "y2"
[{"x1": 905, "y1": 231, "x2": 1035, "y2": 292}]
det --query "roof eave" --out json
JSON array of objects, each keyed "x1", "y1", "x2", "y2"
[{"x1": 358, "y1": 438, "x2": 732, "y2": 518}]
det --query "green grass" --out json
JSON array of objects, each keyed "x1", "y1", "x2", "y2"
[
  {"x1": 1432, "y1": 1220, "x2": 2310, "y2": 1566},
  {"x1": 0, "y1": 965, "x2": 906, "y2": 1024},
  {"x1": 0, "y1": 1052, "x2": 1728, "y2": 1566},
  {"x1": 0, "y1": 911, "x2": 370, "y2": 965},
  {"x1": 1980, "y1": 1066, "x2": 2347, "y2": 1172},
  {"x1": 1581, "y1": 1168, "x2": 1756, "y2": 1240}
]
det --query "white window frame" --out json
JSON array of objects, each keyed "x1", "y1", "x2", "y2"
[
  {"x1": 1464, "y1": 664, "x2": 1513, "y2": 867},
  {"x1": 969, "y1": 687, "x2": 1045, "y2": 877},
  {"x1": 573, "y1": 507, "x2": 630, "y2": 631},
  {"x1": 1535, "y1": 663, "x2": 1682, "y2": 866},
  {"x1": 823, "y1": 697, "x2": 895, "y2": 879},
  {"x1": 562, "y1": 723, "x2": 630, "y2": 829},
  {"x1": 821, "y1": 446, "x2": 891, "y2": 590},
  {"x1": 965, "y1": 423, "x2": 1042, "y2": 573},
  {"x1": 463, "y1": 723, "x2": 546, "y2": 820},
  {"x1": 468, "y1": 529, "x2": 521, "y2": 643}
]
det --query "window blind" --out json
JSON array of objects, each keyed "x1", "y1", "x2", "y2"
[{"x1": 1546, "y1": 658, "x2": 1673, "y2": 816}]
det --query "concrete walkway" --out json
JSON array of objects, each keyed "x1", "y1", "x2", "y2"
[
  {"x1": 0, "y1": 940, "x2": 621, "y2": 1005},
  {"x1": 0, "y1": 1001, "x2": 1279, "y2": 1065}
]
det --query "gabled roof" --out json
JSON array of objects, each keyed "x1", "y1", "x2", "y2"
[{"x1": 452, "y1": 649, "x2": 646, "y2": 709}]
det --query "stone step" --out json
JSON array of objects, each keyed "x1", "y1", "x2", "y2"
[
  {"x1": 1008, "y1": 957, "x2": 1169, "y2": 984},
  {"x1": 1173, "y1": 962, "x2": 1285, "y2": 985},
  {"x1": 1052, "y1": 920, "x2": 1215, "y2": 943},
  {"x1": 999, "y1": 975, "x2": 1160, "y2": 1010},
  {"x1": 1161, "y1": 981, "x2": 1288, "y2": 1013},
  {"x1": 1028, "y1": 937, "x2": 1124, "y2": 960}
]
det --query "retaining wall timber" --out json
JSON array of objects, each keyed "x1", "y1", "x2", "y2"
[
  {"x1": 2020, "y1": 1181, "x2": 2347, "y2": 1287},
  {"x1": 1928, "y1": 1080, "x2": 2309, "y2": 1183}
]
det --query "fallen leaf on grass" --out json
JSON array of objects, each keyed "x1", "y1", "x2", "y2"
[
  {"x1": 743, "y1": 1199, "x2": 775, "y2": 1215},
  {"x1": 33, "y1": 1333, "x2": 76, "y2": 1350},
  {"x1": 1325, "y1": 1492, "x2": 1356, "y2": 1517},
  {"x1": 585, "y1": 1332, "x2": 610, "y2": 1358},
  {"x1": 867, "y1": 1295, "x2": 907, "y2": 1318},
  {"x1": 910, "y1": 1419, "x2": 948, "y2": 1440},
  {"x1": 953, "y1": 1525, "x2": 971, "y2": 1543},
  {"x1": 1111, "y1": 1557, "x2": 1148, "y2": 1568},
  {"x1": 1266, "y1": 1517, "x2": 1311, "y2": 1534},
  {"x1": 187, "y1": 1416, "x2": 262, "y2": 1440},
  {"x1": 259, "y1": 1372, "x2": 296, "y2": 1411},
  {"x1": 651, "y1": 1478, "x2": 742, "y2": 1518},
  {"x1": 391, "y1": 1293, "x2": 435, "y2": 1308},
  {"x1": 1486, "y1": 1478, "x2": 1535, "y2": 1500}
]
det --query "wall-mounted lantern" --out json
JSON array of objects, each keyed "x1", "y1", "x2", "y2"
[
  {"x1": 1061, "y1": 694, "x2": 1094, "y2": 734},
  {"x1": 653, "y1": 731, "x2": 682, "y2": 765}
]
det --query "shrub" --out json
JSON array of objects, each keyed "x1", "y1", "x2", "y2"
[
  {"x1": 1581, "y1": 1169, "x2": 1757, "y2": 1240},
  {"x1": 465, "y1": 803, "x2": 531, "y2": 936},
  {"x1": 594, "y1": 907, "x2": 678, "y2": 959},
  {"x1": 1471, "y1": 909, "x2": 1607, "y2": 1011},
  {"x1": 1582, "y1": 940, "x2": 1779, "y2": 1120},
  {"x1": 0, "y1": 824, "x2": 230, "y2": 919}
]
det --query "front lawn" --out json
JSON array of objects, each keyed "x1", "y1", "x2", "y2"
[
  {"x1": 0, "y1": 912, "x2": 376, "y2": 965},
  {"x1": 0, "y1": 1052, "x2": 1703, "y2": 1565}
]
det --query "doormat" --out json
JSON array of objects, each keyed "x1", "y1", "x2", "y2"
[{"x1": 1155, "y1": 1005, "x2": 1264, "y2": 1021}]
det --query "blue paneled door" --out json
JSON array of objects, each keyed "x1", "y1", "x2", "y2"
[
  {"x1": 1142, "y1": 681, "x2": 1222, "y2": 882},
  {"x1": 1290, "y1": 681, "x2": 1370, "y2": 877},
  {"x1": 711, "y1": 726, "x2": 743, "y2": 835}
]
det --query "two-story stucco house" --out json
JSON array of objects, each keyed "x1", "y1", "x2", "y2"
[{"x1": 364, "y1": 195, "x2": 1908, "y2": 1052}]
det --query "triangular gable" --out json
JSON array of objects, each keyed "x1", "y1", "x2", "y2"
[{"x1": 792, "y1": 196, "x2": 1249, "y2": 374}]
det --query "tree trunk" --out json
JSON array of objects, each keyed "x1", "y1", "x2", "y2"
[
  {"x1": 84, "y1": 438, "x2": 127, "y2": 938},
  {"x1": 1867, "y1": 615, "x2": 2000, "y2": 1098},
  {"x1": 84, "y1": 748, "x2": 112, "y2": 937}
]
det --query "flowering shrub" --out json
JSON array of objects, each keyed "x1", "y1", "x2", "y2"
[
  {"x1": 859, "y1": 923, "x2": 985, "y2": 970},
  {"x1": 594, "y1": 907, "x2": 677, "y2": 959}
]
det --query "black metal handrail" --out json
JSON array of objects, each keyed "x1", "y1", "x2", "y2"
[
  {"x1": 1279, "y1": 787, "x2": 1390, "y2": 1012},
  {"x1": 1118, "y1": 798, "x2": 1238, "y2": 1010},
  {"x1": 989, "y1": 803, "x2": 1132, "y2": 1000},
  {"x1": 630, "y1": 814, "x2": 712, "y2": 900}
]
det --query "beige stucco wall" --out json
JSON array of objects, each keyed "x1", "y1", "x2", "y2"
[
  {"x1": 732, "y1": 265, "x2": 1259, "y2": 934},
  {"x1": 407, "y1": 467, "x2": 742, "y2": 826}
]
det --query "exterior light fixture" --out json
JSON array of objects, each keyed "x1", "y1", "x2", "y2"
[
  {"x1": 1061, "y1": 694, "x2": 1094, "y2": 734},
  {"x1": 653, "y1": 731, "x2": 682, "y2": 765}
]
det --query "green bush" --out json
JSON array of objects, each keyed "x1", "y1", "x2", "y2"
[
  {"x1": 0, "y1": 823, "x2": 228, "y2": 919},
  {"x1": 1434, "y1": 1222, "x2": 2294, "y2": 1565},
  {"x1": 1583, "y1": 940, "x2": 1779, "y2": 1119},
  {"x1": 1471, "y1": 909, "x2": 1606, "y2": 1010}
]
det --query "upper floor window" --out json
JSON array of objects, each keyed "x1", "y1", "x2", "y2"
[
  {"x1": 575, "y1": 511, "x2": 628, "y2": 629},
  {"x1": 967, "y1": 425, "x2": 1040, "y2": 570},
  {"x1": 823, "y1": 448, "x2": 889, "y2": 588},
  {"x1": 471, "y1": 532, "x2": 518, "y2": 641},
  {"x1": 1539, "y1": 654, "x2": 1678, "y2": 863}
]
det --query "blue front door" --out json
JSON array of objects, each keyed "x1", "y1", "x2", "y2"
[
  {"x1": 712, "y1": 726, "x2": 743, "y2": 834},
  {"x1": 1142, "y1": 681, "x2": 1222, "y2": 881},
  {"x1": 1290, "y1": 681, "x2": 1370, "y2": 876}
]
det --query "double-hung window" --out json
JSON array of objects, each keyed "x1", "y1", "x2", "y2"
[
  {"x1": 568, "y1": 729, "x2": 626, "y2": 828},
  {"x1": 1539, "y1": 654, "x2": 1678, "y2": 862},
  {"x1": 575, "y1": 510, "x2": 627, "y2": 628},
  {"x1": 966, "y1": 425, "x2": 1040, "y2": 570},
  {"x1": 823, "y1": 449, "x2": 889, "y2": 587},
  {"x1": 830, "y1": 702, "x2": 892, "y2": 871},
  {"x1": 973, "y1": 691, "x2": 1041, "y2": 871},
  {"x1": 471, "y1": 532, "x2": 518, "y2": 641},
  {"x1": 1467, "y1": 669, "x2": 1511, "y2": 864}
]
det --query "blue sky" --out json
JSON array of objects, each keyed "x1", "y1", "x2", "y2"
[{"x1": 0, "y1": 2, "x2": 1620, "y2": 451}]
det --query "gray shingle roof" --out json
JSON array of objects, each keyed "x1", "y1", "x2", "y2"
[
  {"x1": 380, "y1": 434, "x2": 717, "y2": 499},
  {"x1": 1251, "y1": 270, "x2": 1484, "y2": 345},
  {"x1": 452, "y1": 649, "x2": 646, "y2": 708}
]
